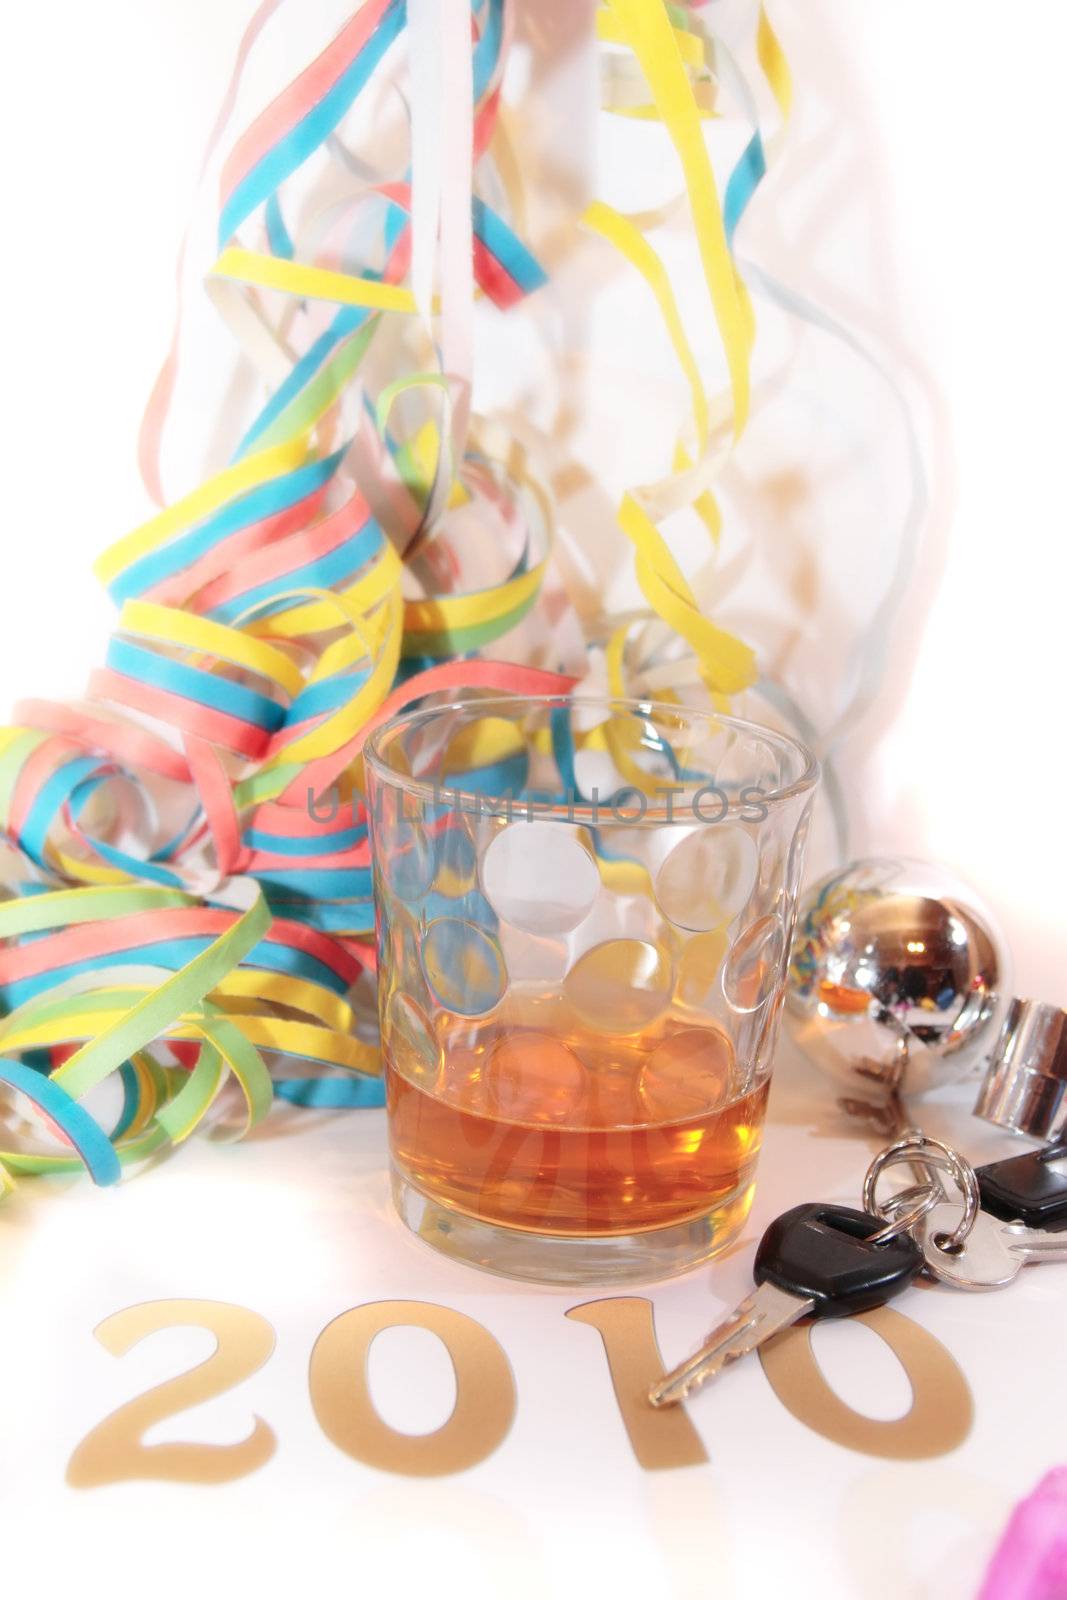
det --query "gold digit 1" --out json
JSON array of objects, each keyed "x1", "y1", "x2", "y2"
[
  {"x1": 66, "y1": 1300, "x2": 277, "y2": 1488},
  {"x1": 758, "y1": 1307, "x2": 974, "y2": 1459},
  {"x1": 308, "y1": 1300, "x2": 516, "y2": 1477},
  {"x1": 566, "y1": 1299, "x2": 709, "y2": 1470}
]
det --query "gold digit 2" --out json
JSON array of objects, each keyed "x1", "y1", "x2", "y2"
[
  {"x1": 309, "y1": 1300, "x2": 516, "y2": 1477},
  {"x1": 758, "y1": 1307, "x2": 974, "y2": 1459},
  {"x1": 566, "y1": 1299, "x2": 709, "y2": 1470},
  {"x1": 66, "y1": 1299, "x2": 277, "y2": 1488}
]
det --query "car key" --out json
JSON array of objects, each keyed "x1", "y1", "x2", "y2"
[
  {"x1": 918, "y1": 1199, "x2": 1067, "y2": 1290},
  {"x1": 974, "y1": 1138, "x2": 1067, "y2": 1232},
  {"x1": 648, "y1": 1203, "x2": 924, "y2": 1408}
]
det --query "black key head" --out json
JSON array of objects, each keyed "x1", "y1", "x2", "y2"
[
  {"x1": 977, "y1": 1139, "x2": 1067, "y2": 1231},
  {"x1": 753, "y1": 1203, "x2": 924, "y2": 1319}
]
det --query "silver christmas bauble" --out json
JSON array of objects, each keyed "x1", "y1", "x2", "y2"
[{"x1": 786, "y1": 857, "x2": 1009, "y2": 1098}]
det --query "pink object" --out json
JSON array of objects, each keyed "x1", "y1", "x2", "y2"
[{"x1": 979, "y1": 1469, "x2": 1067, "y2": 1600}]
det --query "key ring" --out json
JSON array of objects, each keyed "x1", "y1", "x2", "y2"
[
  {"x1": 863, "y1": 1182, "x2": 943, "y2": 1244},
  {"x1": 863, "y1": 1134, "x2": 982, "y2": 1252},
  {"x1": 864, "y1": 1136, "x2": 980, "y2": 1251}
]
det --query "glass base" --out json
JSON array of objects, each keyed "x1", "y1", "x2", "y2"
[{"x1": 390, "y1": 1166, "x2": 757, "y2": 1286}]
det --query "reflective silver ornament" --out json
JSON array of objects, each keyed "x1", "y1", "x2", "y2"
[{"x1": 786, "y1": 857, "x2": 1008, "y2": 1099}]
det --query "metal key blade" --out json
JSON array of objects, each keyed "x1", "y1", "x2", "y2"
[
  {"x1": 648, "y1": 1283, "x2": 812, "y2": 1408},
  {"x1": 1001, "y1": 1221, "x2": 1067, "y2": 1264}
]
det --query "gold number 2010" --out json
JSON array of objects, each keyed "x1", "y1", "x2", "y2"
[{"x1": 66, "y1": 1294, "x2": 973, "y2": 1486}]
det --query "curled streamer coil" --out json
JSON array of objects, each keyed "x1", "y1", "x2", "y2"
[{"x1": 0, "y1": 0, "x2": 915, "y2": 1196}]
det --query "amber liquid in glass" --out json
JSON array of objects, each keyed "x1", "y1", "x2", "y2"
[{"x1": 386, "y1": 987, "x2": 768, "y2": 1237}]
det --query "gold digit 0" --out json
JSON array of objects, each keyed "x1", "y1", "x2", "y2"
[
  {"x1": 309, "y1": 1300, "x2": 516, "y2": 1477},
  {"x1": 66, "y1": 1300, "x2": 277, "y2": 1488},
  {"x1": 566, "y1": 1299, "x2": 709, "y2": 1471},
  {"x1": 758, "y1": 1307, "x2": 974, "y2": 1459}
]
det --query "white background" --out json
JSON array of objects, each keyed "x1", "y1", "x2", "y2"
[{"x1": 0, "y1": 3, "x2": 1065, "y2": 1597}]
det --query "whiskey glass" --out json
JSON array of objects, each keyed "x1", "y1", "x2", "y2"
[{"x1": 364, "y1": 694, "x2": 818, "y2": 1284}]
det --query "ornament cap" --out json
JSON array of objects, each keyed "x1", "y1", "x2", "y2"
[{"x1": 973, "y1": 999, "x2": 1067, "y2": 1139}]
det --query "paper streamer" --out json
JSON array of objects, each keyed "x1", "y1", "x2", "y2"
[{"x1": 0, "y1": 0, "x2": 868, "y2": 1198}]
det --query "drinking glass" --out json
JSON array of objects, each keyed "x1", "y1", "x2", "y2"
[{"x1": 364, "y1": 694, "x2": 818, "y2": 1284}]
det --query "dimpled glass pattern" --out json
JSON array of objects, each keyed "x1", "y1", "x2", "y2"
[{"x1": 364, "y1": 695, "x2": 818, "y2": 1284}]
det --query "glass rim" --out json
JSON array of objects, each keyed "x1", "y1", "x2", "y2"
[{"x1": 363, "y1": 693, "x2": 820, "y2": 826}]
